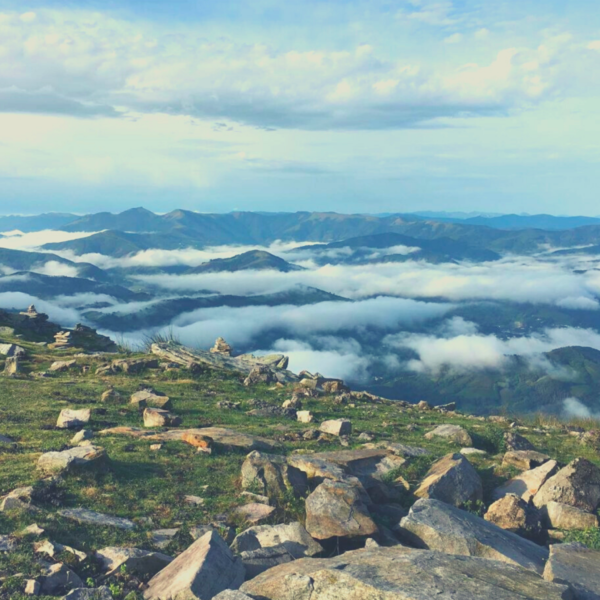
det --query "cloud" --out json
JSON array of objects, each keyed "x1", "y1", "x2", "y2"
[
  {"x1": 0, "y1": 291, "x2": 81, "y2": 325},
  {"x1": 0, "y1": 8, "x2": 588, "y2": 130},
  {"x1": 30, "y1": 260, "x2": 79, "y2": 278},
  {"x1": 385, "y1": 325, "x2": 600, "y2": 374},
  {"x1": 562, "y1": 397, "x2": 600, "y2": 420},
  {"x1": 444, "y1": 33, "x2": 463, "y2": 44},
  {"x1": 0, "y1": 230, "x2": 97, "y2": 250},
  {"x1": 588, "y1": 41, "x2": 600, "y2": 51}
]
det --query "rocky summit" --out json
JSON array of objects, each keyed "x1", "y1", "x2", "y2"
[{"x1": 1, "y1": 328, "x2": 600, "y2": 600}]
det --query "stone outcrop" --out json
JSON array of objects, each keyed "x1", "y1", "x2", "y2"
[
  {"x1": 425, "y1": 424, "x2": 473, "y2": 446},
  {"x1": 533, "y1": 458, "x2": 600, "y2": 513},
  {"x1": 241, "y1": 451, "x2": 308, "y2": 498},
  {"x1": 414, "y1": 453, "x2": 483, "y2": 507},
  {"x1": 37, "y1": 445, "x2": 106, "y2": 474},
  {"x1": 400, "y1": 498, "x2": 549, "y2": 574},
  {"x1": 143, "y1": 530, "x2": 245, "y2": 600},
  {"x1": 493, "y1": 460, "x2": 559, "y2": 502},
  {"x1": 241, "y1": 546, "x2": 573, "y2": 600},
  {"x1": 544, "y1": 542, "x2": 600, "y2": 600},
  {"x1": 305, "y1": 479, "x2": 378, "y2": 540}
]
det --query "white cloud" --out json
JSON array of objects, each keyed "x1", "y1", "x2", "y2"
[
  {"x1": 444, "y1": 33, "x2": 463, "y2": 44},
  {"x1": 475, "y1": 28, "x2": 490, "y2": 40},
  {"x1": 0, "y1": 229, "x2": 97, "y2": 250},
  {"x1": 563, "y1": 397, "x2": 600, "y2": 419},
  {"x1": 30, "y1": 260, "x2": 79, "y2": 278},
  {"x1": 588, "y1": 41, "x2": 600, "y2": 51},
  {"x1": 0, "y1": 291, "x2": 81, "y2": 325}
]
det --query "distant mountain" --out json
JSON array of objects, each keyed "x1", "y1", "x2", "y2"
[
  {"x1": 0, "y1": 213, "x2": 77, "y2": 233},
  {"x1": 0, "y1": 272, "x2": 149, "y2": 302},
  {"x1": 187, "y1": 250, "x2": 303, "y2": 274},
  {"x1": 368, "y1": 345, "x2": 600, "y2": 416},
  {"x1": 0, "y1": 247, "x2": 111, "y2": 282},
  {"x1": 84, "y1": 285, "x2": 346, "y2": 331},
  {"x1": 296, "y1": 232, "x2": 501, "y2": 264},
  {"x1": 59, "y1": 207, "x2": 164, "y2": 233}
]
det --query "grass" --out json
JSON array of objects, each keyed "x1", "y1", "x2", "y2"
[{"x1": 1, "y1": 335, "x2": 600, "y2": 597}]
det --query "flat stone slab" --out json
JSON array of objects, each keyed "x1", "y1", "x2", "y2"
[
  {"x1": 58, "y1": 508, "x2": 136, "y2": 530},
  {"x1": 99, "y1": 426, "x2": 275, "y2": 451},
  {"x1": 400, "y1": 498, "x2": 548, "y2": 574},
  {"x1": 544, "y1": 542, "x2": 600, "y2": 600},
  {"x1": 241, "y1": 546, "x2": 572, "y2": 600},
  {"x1": 37, "y1": 445, "x2": 106, "y2": 474}
]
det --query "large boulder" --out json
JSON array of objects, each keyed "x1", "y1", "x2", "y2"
[
  {"x1": 484, "y1": 494, "x2": 543, "y2": 540},
  {"x1": 503, "y1": 451, "x2": 550, "y2": 471},
  {"x1": 544, "y1": 542, "x2": 600, "y2": 600},
  {"x1": 493, "y1": 460, "x2": 559, "y2": 502},
  {"x1": 414, "y1": 453, "x2": 483, "y2": 507},
  {"x1": 37, "y1": 445, "x2": 106, "y2": 474},
  {"x1": 305, "y1": 479, "x2": 378, "y2": 540},
  {"x1": 40, "y1": 563, "x2": 84, "y2": 595},
  {"x1": 56, "y1": 409, "x2": 91, "y2": 429},
  {"x1": 319, "y1": 419, "x2": 352, "y2": 437},
  {"x1": 96, "y1": 547, "x2": 173, "y2": 577},
  {"x1": 144, "y1": 530, "x2": 245, "y2": 600},
  {"x1": 231, "y1": 522, "x2": 323, "y2": 558},
  {"x1": 49, "y1": 360, "x2": 77, "y2": 372},
  {"x1": 534, "y1": 458, "x2": 600, "y2": 513},
  {"x1": 425, "y1": 424, "x2": 472, "y2": 446},
  {"x1": 400, "y1": 498, "x2": 549, "y2": 574},
  {"x1": 241, "y1": 546, "x2": 572, "y2": 600},
  {"x1": 241, "y1": 451, "x2": 308, "y2": 498},
  {"x1": 131, "y1": 389, "x2": 172, "y2": 410},
  {"x1": 541, "y1": 501, "x2": 599, "y2": 531}
]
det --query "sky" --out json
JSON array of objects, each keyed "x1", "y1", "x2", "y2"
[{"x1": 0, "y1": 0, "x2": 599, "y2": 215}]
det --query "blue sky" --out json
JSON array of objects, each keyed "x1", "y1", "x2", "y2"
[{"x1": 0, "y1": 0, "x2": 599, "y2": 215}]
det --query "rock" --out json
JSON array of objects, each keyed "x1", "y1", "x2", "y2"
[
  {"x1": 296, "y1": 410, "x2": 313, "y2": 423},
  {"x1": 505, "y1": 432, "x2": 535, "y2": 451},
  {"x1": 241, "y1": 491, "x2": 270, "y2": 504},
  {"x1": 235, "y1": 503, "x2": 276, "y2": 525},
  {"x1": 61, "y1": 588, "x2": 113, "y2": 600},
  {"x1": 210, "y1": 337, "x2": 232, "y2": 356},
  {"x1": 100, "y1": 388, "x2": 121, "y2": 403},
  {"x1": 150, "y1": 528, "x2": 179, "y2": 549},
  {"x1": 241, "y1": 451, "x2": 308, "y2": 498},
  {"x1": 96, "y1": 547, "x2": 173, "y2": 577},
  {"x1": 40, "y1": 563, "x2": 83, "y2": 595},
  {"x1": 37, "y1": 445, "x2": 106, "y2": 474},
  {"x1": 484, "y1": 494, "x2": 543, "y2": 540},
  {"x1": 143, "y1": 407, "x2": 181, "y2": 427},
  {"x1": 3, "y1": 355, "x2": 19, "y2": 375},
  {"x1": 71, "y1": 429, "x2": 93, "y2": 444},
  {"x1": 182, "y1": 432, "x2": 213, "y2": 449},
  {"x1": 56, "y1": 408, "x2": 91, "y2": 429},
  {"x1": 24, "y1": 579, "x2": 40, "y2": 596},
  {"x1": 185, "y1": 495, "x2": 205, "y2": 506},
  {"x1": 131, "y1": 390, "x2": 172, "y2": 410},
  {"x1": 0, "y1": 534, "x2": 15, "y2": 552},
  {"x1": 534, "y1": 458, "x2": 600, "y2": 513},
  {"x1": 241, "y1": 546, "x2": 572, "y2": 600},
  {"x1": 425, "y1": 424, "x2": 472, "y2": 446},
  {"x1": 231, "y1": 522, "x2": 322, "y2": 558},
  {"x1": 49, "y1": 360, "x2": 77, "y2": 372},
  {"x1": 414, "y1": 453, "x2": 483, "y2": 507},
  {"x1": 35, "y1": 540, "x2": 87, "y2": 562},
  {"x1": 213, "y1": 592, "x2": 254, "y2": 600},
  {"x1": 541, "y1": 501, "x2": 599, "y2": 530},
  {"x1": 143, "y1": 530, "x2": 245, "y2": 600},
  {"x1": 0, "y1": 343, "x2": 25, "y2": 357},
  {"x1": 493, "y1": 460, "x2": 560, "y2": 502},
  {"x1": 400, "y1": 498, "x2": 549, "y2": 574},
  {"x1": 0, "y1": 485, "x2": 34, "y2": 512},
  {"x1": 503, "y1": 450, "x2": 550, "y2": 471},
  {"x1": 544, "y1": 542, "x2": 600, "y2": 600},
  {"x1": 319, "y1": 419, "x2": 352, "y2": 436},
  {"x1": 111, "y1": 357, "x2": 159, "y2": 373},
  {"x1": 282, "y1": 398, "x2": 302, "y2": 410},
  {"x1": 58, "y1": 508, "x2": 136, "y2": 530},
  {"x1": 305, "y1": 479, "x2": 378, "y2": 540},
  {"x1": 244, "y1": 365, "x2": 277, "y2": 386},
  {"x1": 460, "y1": 448, "x2": 487, "y2": 456},
  {"x1": 22, "y1": 523, "x2": 44, "y2": 536}
]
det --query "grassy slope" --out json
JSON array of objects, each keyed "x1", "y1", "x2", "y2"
[{"x1": 0, "y1": 338, "x2": 599, "y2": 598}]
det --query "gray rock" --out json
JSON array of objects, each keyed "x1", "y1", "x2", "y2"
[
  {"x1": 505, "y1": 432, "x2": 536, "y2": 451},
  {"x1": 425, "y1": 424, "x2": 472, "y2": 446},
  {"x1": 61, "y1": 587, "x2": 113, "y2": 600},
  {"x1": 231, "y1": 522, "x2": 322, "y2": 558},
  {"x1": 143, "y1": 407, "x2": 182, "y2": 428},
  {"x1": 2, "y1": 355, "x2": 19, "y2": 376},
  {"x1": 305, "y1": 479, "x2": 378, "y2": 540},
  {"x1": 57, "y1": 408, "x2": 91, "y2": 429},
  {"x1": 239, "y1": 545, "x2": 295, "y2": 579},
  {"x1": 414, "y1": 452, "x2": 483, "y2": 507},
  {"x1": 24, "y1": 579, "x2": 41, "y2": 596},
  {"x1": 235, "y1": 503, "x2": 276, "y2": 525},
  {"x1": 37, "y1": 445, "x2": 106, "y2": 474},
  {"x1": 544, "y1": 542, "x2": 600, "y2": 600},
  {"x1": 144, "y1": 530, "x2": 245, "y2": 600},
  {"x1": 541, "y1": 501, "x2": 599, "y2": 530},
  {"x1": 213, "y1": 592, "x2": 255, "y2": 600},
  {"x1": 71, "y1": 429, "x2": 93, "y2": 444},
  {"x1": 0, "y1": 343, "x2": 25, "y2": 357},
  {"x1": 0, "y1": 534, "x2": 15, "y2": 552},
  {"x1": 503, "y1": 451, "x2": 550, "y2": 471},
  {"x1": 96, "y1": 547, "x2": 173, "y2": 576},
  {"x1": 484, "y1": 494, "x2": 543, "y2": 540},
  {"x1": 131, "y1": 390, "x2": 172, "y2": 410},
  {"x1": 494, "y1": 460, "x2": 559, "y2": 502},
  {"x1": 319, "y1": 419, "x2": 352, "y2": 436},
  {"x1": 534, "y1": 458, "x2": 600, "y2": 513},
  {"x1": 35, "y1": 540, "x2": 87, "y2": 562},
  {"x1": 150, "y1": 528, "x2": 179, "y2": 549},
  {"x1": 58, "y1": 508, "x2": 135, "y2": 530},
  {"x1": 241, "y1": 546, "x2": 572, "y2": 600},
  {"x1": 40, "y1": 563, "x2": 83, "y2": 595},
  {"x1": 241, "y1": 451, "x2": 308, "y2": 498},
  {"x1": 49, "y1": 360, "x2": 77, "y2": 372},
  {"x1": 400, "y1": 498, "x2": 549, "y2": 574}
]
